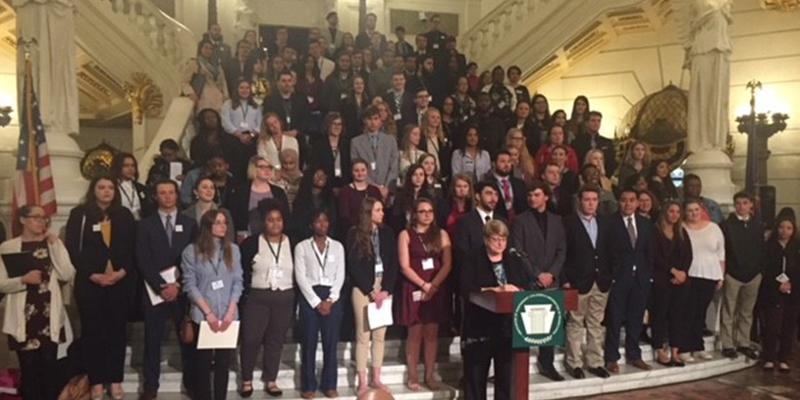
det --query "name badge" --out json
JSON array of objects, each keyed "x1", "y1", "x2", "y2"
[
  {"x1": 394, "y1": 113, "x2": 402, "y2": 121},
  {"x1": 327, "y1": 255, "x2": 336, "y2": 263},
  {"x1": 412, "y1": 290, "x2": 423, "y2": 302},
  {"x1": 139, "y1": 191, "x2": 146, "y2": 199},
  {"x1": 777, "y1": 273, "x2": 790, "y2": 284},
  {"x1": 375, "y1": 262, "x2": 384, "y2": 273},
  {"x1": 286, "y1": 116, "x2": 292, "y2": 125},
  {"x1": 320, "y1": 276, "x2": 332, "y2": 286},
  {"x1": 340, "y1": 93, "x2": 348, "y2": 99},
  {"x1": 239, "y1": 121, "x2": 250, "y2": 129},
  {"x1": 175, "y1": 225, "x2": 183, "y2": 233},
  {"x1": 92, "y1": 223, "x2": 102, "y2": 232},
  {"x1": 307, "y1": 96, "x2": 315, "y2": 104},
  {"x1": 370, "y1": 161, "x2": 377, "y2": 171},
  {"x1": 211, "y1": 280, "x2": 224, "y2": 291},
  {"x1": 334, "y1": 167, "x2": 342, "y2": 177},
  {"x1": 422, "y1": 257, "x2": 435, "y2": 271},
  {"x1": 272, "y1": 267, "x2": 284, "y2": 280},
  {"x1": 498, "y1": 101, "x2": 507, "y2": 109},
  {"x1": 433, "y1": 43, "x2": 440, "y2": 49}
]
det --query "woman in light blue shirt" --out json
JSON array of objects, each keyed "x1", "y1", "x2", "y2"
[
  {"x1": 182, "y1": 209, "x2": 243, "y2": 400},
  {"x1": 221, "y1": 79, "x2": 261, "y2": 177}
]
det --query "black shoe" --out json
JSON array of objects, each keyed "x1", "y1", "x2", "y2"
[
  {"x1": 738, "y1": 347, "x2": 759, "y2": 360},
  {"x1": 721, "y1": 348, "x2": 739, "y2": 359},
  {"x1": 640, "y1": 330, "x2": 652, "y2": 345},
  {"x1": 569, "y1": 367, "x2": 585, "y2": 379},
  {"x1": 587, "y1": 366, "x2": 611, "y2": 379},
  {"x1": 266, "y1": 385, "x2": 283, "y2": 397},
  {"x1": 539, "y1": 367, "x2": 565, "y2": 382}
]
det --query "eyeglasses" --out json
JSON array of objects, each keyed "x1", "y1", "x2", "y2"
[
  {"x1": 256, "y1": 164, "x2": 273, "y2": 170},
  {"x1": 487, "y1": 236, "x2": 507, "y2": 243}
]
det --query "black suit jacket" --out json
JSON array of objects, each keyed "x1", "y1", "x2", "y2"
[
  {"x1": 511, "y1": 210, "x2": 566, "y2": 287},
  {"x1": 563, "y1": 214, "x2": 612, "y2": 294},
  {"x1": 310, "y1": 136, "x2": 351, "y2": 188},
  {"x1": 607, "y1": 214, "x2": 654, "y2": 285},
  {"x1": 263, "y1": 92, "x2": 310, "y2": 133},
  {"x1": 130, "y1": 180, "x2": 156, "y2": 219},
  {"x1": 384, "y1": 90, "x2": 416, "y2": 129},
  {"x1": 419, "y1": 136, "x2": 453, "y2": 180},
  {"x1": 135, "y1": 212, "x2": 197, "y2": 292},
  {"x1": 345, "y1": 225, "x2": 399, "y2": 296},
  {"x1": 489, "y1": 174, "x2": 527, "y2": 221},
  {"x1": 224, "y1": 182, "x2": 289, "y2": 233},
  {"x1": 572, "y1": 132, "x2": 617, "y2": 178}
]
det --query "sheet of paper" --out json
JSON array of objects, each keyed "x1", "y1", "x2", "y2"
[
  {"x1": 197, "y1": 321, "x2": 240, "y2": 349},
  {"x1": 145, "y1": 266, "x2": 178, "y2": 306},
  {"x1": 169, "y1": 162, "x2": 183, "y2": 181},
  {"x1": 367, "y1": 297, "x2": 393, "y2": 330}
]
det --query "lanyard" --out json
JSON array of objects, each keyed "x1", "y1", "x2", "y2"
[
  {"x1": 312, "y1": 239, "x2": 329, "y2": 273},
  {"x1": 266, "y1": 237, "x2": 282, "y2": 266},
  {"x1": 119, "y1": 181, "x2": 137, "y2": 209},
  {"x1": 241, "y1": 104, "x2": 250, "y2": 121},
  {"x1": 416, "y1": 230, "x2": 430, "y2": 255}
]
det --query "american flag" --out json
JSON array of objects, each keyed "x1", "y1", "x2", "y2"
[{"x1": 12, "y1": 58, "x2": 56, "y2": 234}]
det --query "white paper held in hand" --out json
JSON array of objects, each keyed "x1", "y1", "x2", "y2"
[
  {"x1": 367, "y1": 297, "x2": 393, "y2": 330},
  {"x1": 197, "y1": 321, "x2": 240, "y2": 349},
  {"x1": 169, "y1": 162, "x2": 183, "y2": 181},
  {"x1": 145, "y1": 266, "x2": 178, "y2": 306}
]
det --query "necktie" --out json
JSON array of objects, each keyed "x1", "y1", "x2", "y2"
[
  {"x1": 165, "y1": 214, "x2": 174, "y2": 246},
  {"x1": 501, "y1": 179, "x2": 512, "y2": 209},
  {"x1": 626, "y1": 216, "x2": 636, "y2": 248},
  {"x1": 484, "y1": 215, "x2": 491, "y2": 224},
  {"x1": 370, "y1": 135, "x2": 378, "y2": 154}
]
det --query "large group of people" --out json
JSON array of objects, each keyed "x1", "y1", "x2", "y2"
[{"x1": 0, "y1": 12, "x2": 798, "y2": 400}]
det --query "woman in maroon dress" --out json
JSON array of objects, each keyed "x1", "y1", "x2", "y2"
[{"x1": 398, "y1": 198, "x2": 453, "y2": 391}]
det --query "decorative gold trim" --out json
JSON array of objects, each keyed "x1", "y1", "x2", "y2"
[
  {"x1": 124, "y1": 73, "x2": 163, "y2": 124},
  {"x1": 761, "y1": 0, "x2": 800, "y2": 11}
]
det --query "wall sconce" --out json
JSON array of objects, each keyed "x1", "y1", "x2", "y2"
[{"x1": 0, "y1": 106, "x2": 12, "y2": 127}]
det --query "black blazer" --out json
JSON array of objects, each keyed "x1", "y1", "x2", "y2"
[
  {"x1": 548, "y1": 184, "x2": 575, "y2": 217},
  {"x1": 572, "y1": 132, "x2": 617, "y2": 178},
  {"x1": 310, "y1": 136, "x2": 352, "y2": 188},
  {"x1": 653, "y1": 228, "x2": 693, "y2": 286},
  {"x1": 607, "y1": 214, "x2": 654, "y2": 285},
  {"x1": 759, "y1": 238, "x2": 800, "y2": 307},
  {"x1": 135, "y1": 212, "x2": 197, "y2": 292},
  {"x1": 263, "y1": 92, "x2": 311, "y2": 133},
  {"x1": 488, "y1": 174, "x2": 528, "y2": 221},
  {"x1": 419, "y1": 136, "x2": 453, "y2": 181},
  {"x1": 224, "y1": 182, "x2": 289, "y2": 233},
  {"x1": 125, "y1": 180, "x2": 156, "y2": 219},
  {"x1": 384, "y1": 90, "x2": 416, "y2": 129},
  {"x1": 345, "y1": 226, "x2": 399, "y2": 296},
  {"x1": 563, "y1": 214, "x2": 612, "y2": 294},
  {"x1": 65, "y1": 205, "x2": 136, "y2": 297}
]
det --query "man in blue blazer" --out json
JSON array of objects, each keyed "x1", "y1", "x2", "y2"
[
  {"x1": 136, "y1": 180, "x2": 198, "y2": 400},
  {"x1": 604, "y1": 188, "x2": 654, "y2": 373}
]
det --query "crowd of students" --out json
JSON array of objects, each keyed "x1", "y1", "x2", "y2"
[{"x1": 0, "y1": 12, "x2": 798, "y2": 400}]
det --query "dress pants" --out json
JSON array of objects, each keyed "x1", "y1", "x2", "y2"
[
  {"x1": 651, "y1": 281, "x2": 689, "y2": 349},
  {"x1": 240, "y1": 289, "x2": 295, "y2": 382},
  {"x1": 352, "y1": 279, "x2": 387, "y2": 371},
  {"x1": 462, "y1": 336, "x2": 511, "y2": 400},
  {"x1": 566, "y1": 283, "x2": 608, "y2": 369},
  {"x1": 142, "y1": 295, "x2": 196, "y2": 393},
  {"x1": 16, "y1": 342, "x2": 59, "y2": 400},
  {"x1": 78, "y1": 285, "x2": 128, "y2": 385},
  {"x1": 719, "y1": 274, "x2": 762, "y2": 349},
  {"x1": 760, "y1": 303, "x2": 800, "y2": 363},
  {"x1": 193, "y1": 322, "x2": 234, "y2": 400},
  {"x1": 605, "y1": 275, "x2": 650, "y2": 363},
  {"x1": 686, "y1": 277, "x2": 718, "y2": 353},
  {"x1": 299, "y1": 286, "x2": 343, "y2": 392}
]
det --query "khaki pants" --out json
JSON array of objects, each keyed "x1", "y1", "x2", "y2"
[
  {"x1": 566, "y1": 283, "x2": 608, "y2": 369},
  {"x1": 719, "y1": 273, "x2": 762, "y2": 349},
  {"x1": 352, "y1": 278, "x2": 387, "y2": 371}
]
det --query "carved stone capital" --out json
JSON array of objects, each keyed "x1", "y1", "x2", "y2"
[{"x1": 124, "y1": 72, "x2": 163, "y2": 124}]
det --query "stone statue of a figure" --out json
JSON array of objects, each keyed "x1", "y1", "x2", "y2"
[{"x1": 682, "y1": 0, "x2": 733, "y2": 153}]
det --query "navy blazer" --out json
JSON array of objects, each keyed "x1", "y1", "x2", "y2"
[
  {"x1": 136, "y1": 212, "x2": 197, "y2": 292},
  {"x1": 607, "y1": 213, "x2": 654, "y2": 285},
  {"x1": 562, "y1": 214, "x2": 612, "y2": 294}
]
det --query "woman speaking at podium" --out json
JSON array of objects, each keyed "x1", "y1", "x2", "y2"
[{"x1": 460, "y1": 219, "x2": 535, "y2": 400}]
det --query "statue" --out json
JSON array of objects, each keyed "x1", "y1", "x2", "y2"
[{"x1": 681, "y1": 0, "x2": 733, "y2": 153}]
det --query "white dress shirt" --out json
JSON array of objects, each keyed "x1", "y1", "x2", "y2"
[
  {"x1": 477, "y1": 208, "x2": 494, "y2": 225},
  {"x1": 293, "y1": 236, "x2": 346, "y2": 308},
  {"x1": 119, "y1": 180, "x2": 142, "y2": 220},
  {"x1": 251, "y1": 235, "x2": 294, "y2": 290}
]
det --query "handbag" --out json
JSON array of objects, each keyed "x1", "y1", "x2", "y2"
[{"x1": 179, "y1": 316, "x2": 196, "y2": 345}]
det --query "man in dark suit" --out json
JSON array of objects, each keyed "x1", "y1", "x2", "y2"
[
  {"x1": 136, "y1": 180, "x2": 198, "y2": 400},
  {"x1": 394, "y1": 26, "x2": 415, "y2": 58},
  {"x1": 542, "y1": 162, "x2": 574, "y2": 217},
  {"x1": 484, "y1": 150, "x2": 527, "y2": 222},
  {"x1": 562, "y1": 185, "x2": 613, "y2": 379},
  {"x1": 384, "y1": 71, "x2": 416, "y2": 128},
  {"x1": 572, "y1": 111, "x2": 617, "y2": 177},
  {"x1": 604, "y1": 188, "x2": 654, "y2": 373},
  {"x1": 455, "y1": 181, "x2": 501, "y2": 263},
  {"x1": 224, "y1": 40, "x2": 251, "y2": 95},
  {"x1": 511, "y1": 181, "x2": 567, "y2": 381},
  {"x1": 263, "y1": 70, "x2": 310, "y2": 134}
]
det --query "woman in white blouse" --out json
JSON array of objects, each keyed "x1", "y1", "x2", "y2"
[
  {"x1": 682, "y1": 198, "x2": 726, "y2": 362},
  {"x1": 293, "y1": 210, "x2": 346, "y2": 398},
  {"x1": 110, "y1": 152, "x2": 152, "y2": 220},
  {"x1": 257, "y1": 112, "x2": 300, "y2": 170},
  {"x1": 238, "y1": 199, "x2": 295, "y2": 397},
  {"x1": 451, "y1": 126, "x2": 491, "y2": 183}
]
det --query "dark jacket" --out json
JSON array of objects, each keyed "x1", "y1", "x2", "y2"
[
  {"x1": 563, "y1": 214, "x2": 612, "y2": 294},
  {"x1": 759, "y1": 238, "x2": 800, "y2": 308},
  {"x1": 454, "y1": 210, "x2": 505, "y2": 263},
  {"x1": 146, "y1": 156, "x2": 192, "y2": 188},
  {"x1": 487, "y1": 174, "x2": 527, "y2": 221},
  {"x1": 511, "y1": 209, "x2": 566, "y2": 288},
  {"x1": 720, "y1": 214, "x2": 764, "y2": 283},
  {"x1": 572, "y1": 132, "x2": 617, "y2": 178},
  {"x1": 652, "y1": 227, "x2": 693, "y2": 286},
  {"x1": 135, "y1": 212, "x2": 197, "y2": 293},
  {"x1": 310, "y1": 136, "x2": 351, "y2": 188},
  {"x1": 65, "y1": 205, "x2": 136, "y2": 299},
  {"x1": 383, "y1": 89, "x2": 417, "y2": 130},
  {"x1": 263, "y1": 91, "x2": 311, "y2": 133},
  {"x1": 224, "y1": 182, "x2": 289, "y2": 233},
  {"x1": 466, "y1": 112, "x2": 506, "y2": 157},
  {"x1": 607, "y1": 213, "x2": 654, "y2": 285},
  {"x1": 346, "y1": 225, "x2": 399, "y2": 296}
]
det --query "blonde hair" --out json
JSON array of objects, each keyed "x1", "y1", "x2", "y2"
[
  {"x1": 246, "y1": 155, "x2": 271, "y2": 181},
  {"x1": 622, "y1": 140, "x2": 651, "y2": 168},
  {"x1": 584, "y1": 149, "x2": 607, "y2": 176},
  {"x1": 420, "y1": 107, "x2": 445, "y2": 144},
  {"x1": 483, "y1": 219, "x2": 510, "y2": 239}
]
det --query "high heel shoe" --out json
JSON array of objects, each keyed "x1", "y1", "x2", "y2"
[{"x1": 240, "y1": 381, "x2": 254, "y2": 398}]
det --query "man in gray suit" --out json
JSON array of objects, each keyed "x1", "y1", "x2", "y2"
[
  {"x1": 320, "y1": 12, "x2": 346, "y2": 56},
  {"x1": 511, "y1": 180, "x2": 567, "y2": 382},
  {"x1": 350, "y1": 106, "x2": 398, "y2": 199}
]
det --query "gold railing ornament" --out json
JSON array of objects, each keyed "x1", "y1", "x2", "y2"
[
  {"x1": 761, "y1": 0, "x2": 800, "y2": 11},
  {"x1": 124, "y1": 72, "x2": 164, "y2": 124}
]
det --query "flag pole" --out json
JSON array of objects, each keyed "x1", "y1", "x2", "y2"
[{"x1": 24, "y1": 51, "x2": 40, "y2": 207}]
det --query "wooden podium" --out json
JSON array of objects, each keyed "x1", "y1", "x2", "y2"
[{"x1": 470, "y1": 289, "x2": 578, "y2": 400}]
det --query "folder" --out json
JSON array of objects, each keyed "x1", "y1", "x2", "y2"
[
  {"x1": 1, "y1": 252, "x2": 36, "y2": 278},
  {"x1": 145, "y1": 266, "x2": 178, "y2": 306},
  {"x1": 367, "y1": 297, "x2": 393, "y2": 330},
  {"x1": 197, "y1": 321, "x2": 240, "y2": 349}
]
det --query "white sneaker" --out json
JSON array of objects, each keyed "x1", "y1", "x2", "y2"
[
  {"x1": 680, "y1": 353, "x2": 696, "y2": 363},
  {"x1": 693, "y1": 351, "x2": 713, "y2": 360}
]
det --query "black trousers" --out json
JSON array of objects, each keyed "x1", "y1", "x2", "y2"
[
  {"x1": 193, "y1": 323, "x2": 234, "y2": 400},
  {"x1": 143, "y1": 295, "x2": 196, "y2": 393},
  {"x1": 77, "y1": 285, "x2": 128, "y2": 385},
  {"x1": 17, "y1": 342, "x2": 59, "y2": 400},
  {"x1": 537, "y1": 346, "x2": 555, "y2": 369},
  {"x1": 760, "y1": 303, "x2": 800, "y2": 363},
  {"x1": 462, "y1": 337, "x2": 511, "y2": 400},
  {"x1": 605, "y1": 275, "x2": 650, "y2": 362},
  {"x1": 686, "y1": 277, "x2": 717, "y2": 353},
  {"x1": 651, "y1": 281, "x2": 690, "y2": 349}
]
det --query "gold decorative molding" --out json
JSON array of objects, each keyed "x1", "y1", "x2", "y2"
[
  {"x1": 124, "y1": 72, "x2": 163, "y2": 124},
  {"x1": 761, "y1": 0, "x2": 800, "y2": 11}
]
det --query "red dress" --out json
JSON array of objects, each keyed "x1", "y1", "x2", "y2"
[{"x1": 400, "y1": 229, "x2": 450, "y2": 326}]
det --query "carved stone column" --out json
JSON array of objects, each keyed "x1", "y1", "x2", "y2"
[{"x1": 11, "y1": 0, "x2": 86, "y2": 229}]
